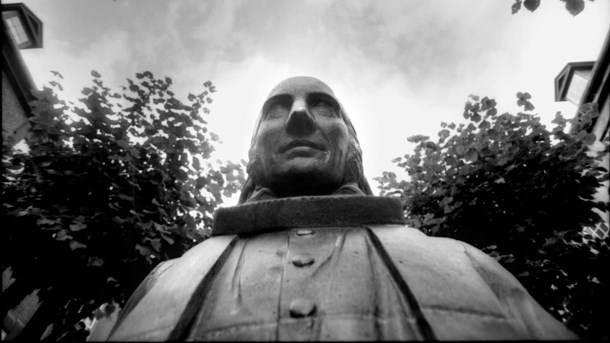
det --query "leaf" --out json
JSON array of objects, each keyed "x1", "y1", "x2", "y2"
[
  {"x1": 51, "y1": 70, "x2": 64, "y2": 79},
  {"x1": 465, "y1": 150, "x2": 478, "y2": 162},
  {"x1": 161, "y1": 235, "x2": 175, "y2": 245},
  {"x1": 118, "y1": 194, "x2": 134, "y2": 202},
  {"x1": 91, "y1": 70, "x2": 101, "y2": 78},
  {"x1": 185, "y1": 216, "x2": 196, "y2": 230},
  {"x1": 195, "y1": 176, "x2": 207, "y2": 189},
  {"x1": 425, "y1": 142, "x2": 439, "y2": 150},
  {"x1": 150, "y1": 238, "x2": 161, "y2": 252},
  {"x1": 37, "y1": 217, "x2": 61, "y2": 226},
  {"x1": 511, "y1": 0, "x2": 522, "y2": 14},
  {"x1": 176, "y1": 168, "x2": 189, "y2": 181},
  {"x1": 129, "y1": 148, "x2": 140, "y2": 158},
  {"x1": 582, "y1": 133, "x2": 596, "y2": 145},
  {"x1": 70, "y1": 241, "x2": 87, "y2": 250},
  {"x1": 523, "y1": 0, "x2": 540, "y2": 12},
  {"x1": 446, "y1": 156, "x2": 458, "y2": 167},
  {"x1": 49, "y1": 81, "x2": 64, "y2": 91},
  {"x1": 55, "y1": 230, "x2": 72, "y2": 241},
  {"x1": 407, "y1": 135, "x2": 430, "y2": 143},
  {"x1": 459, "y1": 164, "x2": 471, "y2": 175},
  {"x1": 564, "y1": 0, "x2": 585, "y2": 16},
  {"x1": 69, "y1": 223, "x2": 87, "y2": 231},
  {"x1": 478, "y1": 120, "x2": 491, "y2": 130},
  {"x1": 136, "y1": 244, "x2": 152, "y2": 257},
  {"x1": 88, "y1": 256, "x2": 105, "y2": 267}
]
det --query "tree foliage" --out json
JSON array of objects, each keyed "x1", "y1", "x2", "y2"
[
  {"x1": 511, "y1": 0, "x2": 594, "y2": 16},
  {"x1": 1, "y1": 71, "x2": 245, "y2": 340},
  {"x1": 376, "y1": 93, "x2": 609, "y2": 340}
]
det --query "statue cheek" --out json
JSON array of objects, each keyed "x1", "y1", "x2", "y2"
[
  {"x1": 255, "y1": 125, "x2": 282, "y2": 154},
  {"x1": 326, "y1": 124, "x2": 349, "y2": 155}
]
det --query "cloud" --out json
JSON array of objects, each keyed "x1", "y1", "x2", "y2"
[
  {"x1": 23, "y1": 29, "x2": 133, "y2": 101},
  {"x1": 17, "y1": 0, "x2": 610, "y2": 192}
]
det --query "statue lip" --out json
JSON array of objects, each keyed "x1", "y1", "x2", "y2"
[{"x1": 279, "y1": 140, "x2": 325, "y2": 153}]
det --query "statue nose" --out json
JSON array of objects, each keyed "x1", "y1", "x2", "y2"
[{"x1": 286, "y1": 103, "x2": 316, "y2": 136}]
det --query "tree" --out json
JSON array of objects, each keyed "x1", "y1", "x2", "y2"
[
  {"x1": 1, "y1": 70, "x2": 245, "y2": 340},
  {"x1": 511, "y1": 0, "x2": 594, "y2": 16},
  {"x1": 376, "y1": 93, "x2": 609, "y2": 340}
]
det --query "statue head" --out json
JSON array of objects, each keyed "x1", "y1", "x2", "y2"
[{"x1": 239, "y1": 76, "x2": 373, "y2": 203}]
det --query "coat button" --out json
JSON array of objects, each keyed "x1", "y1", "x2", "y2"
[
  {"x1": 295, "y1": 229, "x2": 314, "y2": 236},
  {"x1": 289, "y1": 299, "x2": 316, "y2": 318},
  {"x1": 291, "y1": 256, "x2": 314, "y2": 267}
]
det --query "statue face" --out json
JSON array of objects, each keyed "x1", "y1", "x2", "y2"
[{"x1": 251, "y1": 77, "x2": 349, "y2": 196}]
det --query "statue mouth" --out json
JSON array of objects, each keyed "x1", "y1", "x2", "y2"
[{"x1": 279, "y1": 140, "x2": 326, "y2": 153}]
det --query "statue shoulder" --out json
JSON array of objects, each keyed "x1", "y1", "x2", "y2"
[
  {"x1": 107, "y1": 235, "x2": 238, "y2": 341},
  {"x1": 368, "y1": 224, "x2": 576, "y2": 340}
]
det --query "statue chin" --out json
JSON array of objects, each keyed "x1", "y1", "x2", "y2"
[{"x1": 252, "y1": 155, "x2": 345, "y2": 197}]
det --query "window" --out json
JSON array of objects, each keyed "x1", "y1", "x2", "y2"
[
  {"x1": 2, "y1": 11, "x2": 32, "y2": 48},
  {"x1": 565, "y1": 69, "x2": 592, "y2": 105}
]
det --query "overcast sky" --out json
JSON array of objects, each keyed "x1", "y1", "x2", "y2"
[{"x1": 8, "y1": 0, "x2": 610, "y2": 202}]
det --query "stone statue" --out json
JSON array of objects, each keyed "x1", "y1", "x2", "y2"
[{"x1": 105, "y1": 77, "x2": 577, "y2": 341}]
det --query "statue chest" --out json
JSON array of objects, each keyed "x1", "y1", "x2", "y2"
[
  {"x1": 186, "y1": 227, "x2": 430, "y2": 341},
  {"x1": 107, "y1": 197, "x2": 575, "y2": 341}
]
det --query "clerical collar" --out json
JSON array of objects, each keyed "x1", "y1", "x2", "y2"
[{"x1": 212, "y1": 195, "x2": 405, "y2": 236}]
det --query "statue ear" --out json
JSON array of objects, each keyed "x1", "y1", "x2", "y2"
[
  {"x1": 344, "y1": 138, "x2": 362, "y2": 185},
  {"x1": 343, "y1": 138, "x2": 373, "y2": 196}
]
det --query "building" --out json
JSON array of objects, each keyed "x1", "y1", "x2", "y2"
[
  {"x1": 2, "y1": 3, "x2": 44, "y2": 340},
  {"x1": 2, "y1": 2, "x2": 42, "y2": 146},
  {"x1": 555, "y1": 28, "x2": 610, "y2": 238}
]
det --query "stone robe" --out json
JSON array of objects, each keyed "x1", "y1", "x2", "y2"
[{"x1": 106, "y1": 196, "x2": 576, "y2": 341}]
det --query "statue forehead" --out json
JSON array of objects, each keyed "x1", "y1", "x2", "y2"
[{"x1": 267, "y1": 76, "x2": 337, "y2": 99}]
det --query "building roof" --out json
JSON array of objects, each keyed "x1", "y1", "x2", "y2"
[{"x1": 581, "y1": 29, "x2": 610, "y2": 107}]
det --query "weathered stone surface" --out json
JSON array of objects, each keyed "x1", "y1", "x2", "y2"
[
  {"x1": 107, "y1": 235, "x2": 237, "y2": 341},
  {"x1": 289, "y1": 299, "x2": 316, "y2": 318},
  {"x1": 291, "y1": 255, "x2": 314, "y2": 267},
  {"x1": 212, "y1": 195, "x2": 404, "y2": 236}
]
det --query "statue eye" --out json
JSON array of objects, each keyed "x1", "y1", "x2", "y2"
[
  {"x1": 265, "y1": 101, "x2": 290, "y2": 120},
  {"x1": 310, "y1": 97, "x2": 337, "y2": 117}
]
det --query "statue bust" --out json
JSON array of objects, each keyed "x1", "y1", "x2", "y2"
[{"x1": 106, "y1": 77, "x2": 576, "y2": 341}]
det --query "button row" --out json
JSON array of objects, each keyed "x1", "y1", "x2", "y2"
[{"x1": 289, "y1": 228, "x2": 316, "y2": 318}]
